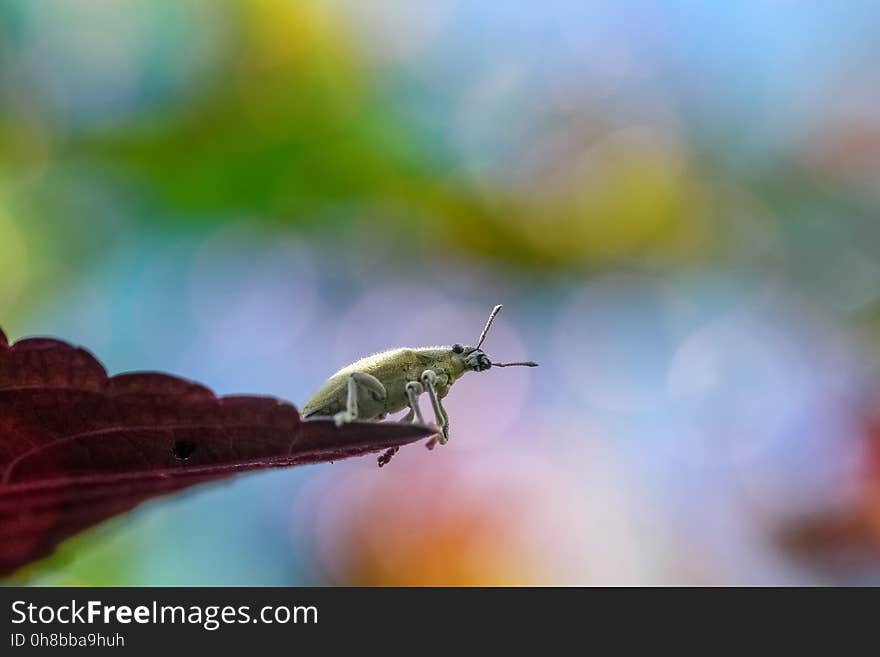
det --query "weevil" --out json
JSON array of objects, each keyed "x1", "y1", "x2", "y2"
[{"x1": 301, "y1": 305, "x2": 538, "y2": 467}]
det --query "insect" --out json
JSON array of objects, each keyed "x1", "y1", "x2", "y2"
[{"x1": 301, "y1": 304, "x2": 538, "y2": 467}]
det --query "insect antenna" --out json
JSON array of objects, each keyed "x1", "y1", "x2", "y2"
[
  {"x1": 493, "y1": 361, "x2": 539, "y2": 367},
  {"x1": 476, "y1": 304, "x2": 503, "y2": 350}
]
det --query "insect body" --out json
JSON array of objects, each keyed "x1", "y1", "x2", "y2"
[{"x1": 302, "y1": 305, "x2": 537, "y2": 466}]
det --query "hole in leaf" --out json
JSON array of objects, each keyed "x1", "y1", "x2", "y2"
[{"x1": 171, "y1": 440, "x2": 196, "y2": 461}]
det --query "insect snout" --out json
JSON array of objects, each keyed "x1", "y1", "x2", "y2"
[{"x1": 465, "y1": 350, "x2": 492, "y2": 372}]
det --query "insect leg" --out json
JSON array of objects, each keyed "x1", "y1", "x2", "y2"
[
  {"x1": 405, "y1": 380, "x2": 426, "y2": 424},
  {"x1": 420, "y1": 369, "x2": 449, "y2": 449},
  {"x1": 333, "y1": 375, "x2": 359, "y2": 426},
  {"x1": 351, "y1": 371, "x2": 387, "y2": 403},
  {"x1": 379, "y1": 382, "x2": 423, "y2": 467},
  {"x1": 334, "y1": 372, "x2": 387, "y2": 426}
]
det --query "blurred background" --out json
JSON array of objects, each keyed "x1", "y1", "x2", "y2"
[{"x1": 2, "y1": 0, "x2": 880, "y2": 585}]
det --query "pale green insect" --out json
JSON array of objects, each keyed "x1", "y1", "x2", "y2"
[{"x1": 302, "y1": 305, "x2": 538, "y2": 466}]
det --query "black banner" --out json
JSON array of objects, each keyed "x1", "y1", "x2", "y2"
[{"x1": 0, "y1": 586, "x2": 863, "y2": 653}]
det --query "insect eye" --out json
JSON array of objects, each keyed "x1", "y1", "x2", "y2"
[{"x1": 452, "y1": 344, "x2": 464, "y2": 354}]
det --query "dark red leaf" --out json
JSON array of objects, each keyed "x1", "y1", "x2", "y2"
[{"x1": 0, "y1": 330, "x2": 433, "y2": 576}]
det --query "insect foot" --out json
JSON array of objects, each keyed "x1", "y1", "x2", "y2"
[
  {"x1": 333, "y1": 410, "x2": 355, "y2": 427},
  {"x1": 377, "y1": 446, "x2": 399, "y2": 467}
]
